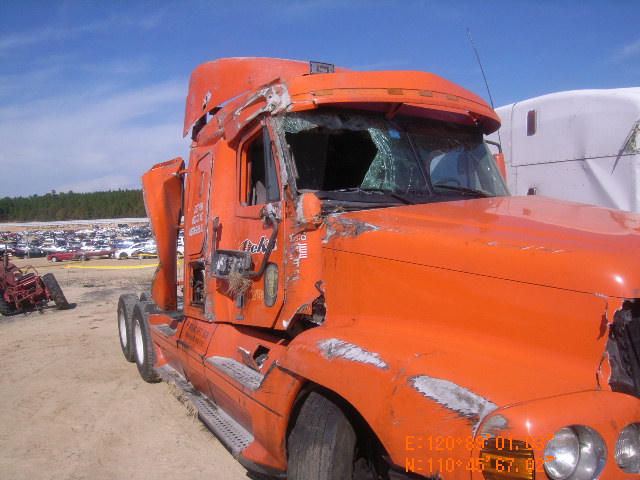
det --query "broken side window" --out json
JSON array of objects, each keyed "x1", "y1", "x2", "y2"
[{"x1": 240, "y1": 128, "x2": 280, "y2": 206}]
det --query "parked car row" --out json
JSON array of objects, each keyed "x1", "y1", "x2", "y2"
[{"x1": 2, "y1": 223, "x2": 185, "y2": 261}]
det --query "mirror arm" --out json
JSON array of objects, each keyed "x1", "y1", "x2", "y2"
[{"x1": 245, "y1": 213, "x2": 278, "y2": 278}]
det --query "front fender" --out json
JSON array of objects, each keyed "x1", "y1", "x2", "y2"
[
  {"x1": 467, "y1": 391, "x2": 640, "y2": 480},
  {"x1": 278, "y1": 322, "x2": 630, "y2": 477}
]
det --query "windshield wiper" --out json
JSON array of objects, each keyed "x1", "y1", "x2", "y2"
[
  {"x1": 431, "y1": 184, "x2": 489, "y2": 198},
  {"x1": 339, "y1": 187, "x2": 415, "y2": 205}
]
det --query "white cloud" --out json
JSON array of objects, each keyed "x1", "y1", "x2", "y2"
[
  {"x1": 0, "y1": 12, "x2": 163, "y2": 53},
  {"x1": 0, "y1": 80, "x2": 190, "y2": 197},
  {"x1": 614, "y1": 39, "x2": 640, "y2": 60}
]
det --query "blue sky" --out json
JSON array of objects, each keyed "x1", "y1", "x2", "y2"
[{"x1": 1, "y1": 0, "x2": 639, "y2": 198}]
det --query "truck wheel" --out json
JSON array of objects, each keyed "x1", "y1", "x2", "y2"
[
  {"x1": 0, "y1": 293, "x2": 18, "y2": 316},
  {"x1": 42, "y1": 273, "x2": 70, "y2": 310},
  {"x1": 287, "y1": 391, "x2": 358, "y2": 480},
  {"x1": 132, "y1": 303, "x2": 161, "y2": 383},
  {"x1": 117, "y1": 294, "x2": 138, "y2": 362}
]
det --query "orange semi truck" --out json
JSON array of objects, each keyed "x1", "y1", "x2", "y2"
[{"x1": 117, "y1": 57, "x2": 640, "y2": 480}]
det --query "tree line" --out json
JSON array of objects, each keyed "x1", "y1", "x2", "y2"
[{"x1": 0, "y1": 190, "x2": 146, "y2": 221}]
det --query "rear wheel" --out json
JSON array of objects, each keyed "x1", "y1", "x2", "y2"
[
  {"x1": 117, "y1": 294, "x2": 138, "y2": 362},
  {"x1": 287, "y1": 391, "x2": 358, "y2": 480},
  {"x1": 132, "y1": 303, "x2": 161, "y2": 383},
  {"x1": 42, "y1": 273, "x2": 69, "y2": 310},
  {"x1": 0, "y1": 292, "x2": 18, "y2": 316}
]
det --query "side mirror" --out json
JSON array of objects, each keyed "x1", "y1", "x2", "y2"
[
  {"x1": 493, "y1": 153, "x2": 507, "y2": 180},
  {"x1": 295, "y1": 192, "x2": 323, "y2": 229}
]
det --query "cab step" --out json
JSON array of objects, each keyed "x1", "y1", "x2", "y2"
[
  {"x1": 152, "y1": 323, "x2": 177, "y2": 336},
  {"x1": 156, "y1": 364, "x2": 254, "y2": 456},
  {"x1": 206, "y1": 356, "x2": 264, "y2": 391}
]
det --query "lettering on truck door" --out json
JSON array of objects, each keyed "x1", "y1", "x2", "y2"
[{"x1": 184, "y1": 152, "x2": 213, "y2": 320}]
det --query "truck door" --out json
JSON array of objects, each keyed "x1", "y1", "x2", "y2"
[
  {"x1": 230, "y1": 123, "x2": 285, "y2": 329},
  {"x1": 184, "y1": 151, "x2": 213, "y2": 319},
  {"x1": 179, "y1": 151, "x2": 215, "y2": 395}
]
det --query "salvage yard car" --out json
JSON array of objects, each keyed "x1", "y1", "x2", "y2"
[
  {"x1": 47, "y1": 248, "x2": 115, "y2": 262},
  {"x1": 117, "y1": 58, "x2": 640, "y2": 480},
  {"x1": 115, "y1": 242, "x2": 155, "y2": 259}
]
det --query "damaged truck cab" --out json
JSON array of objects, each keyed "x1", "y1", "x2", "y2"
[{"x1": 119, "y1": 58, "x2": 640, "y2": 480}]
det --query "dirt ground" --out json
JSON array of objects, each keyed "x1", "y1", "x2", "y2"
[{"x1": 0, "y1": 256, "x2": 257, "y2": 480}]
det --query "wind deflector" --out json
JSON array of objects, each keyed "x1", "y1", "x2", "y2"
[{"x1": 142, "y1": 158, "x2": 184, "y2": 311}]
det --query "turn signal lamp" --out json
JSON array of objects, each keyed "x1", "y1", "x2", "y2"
[{"x1": 480, "y1": 438, "x2": 535, "y2": 480}]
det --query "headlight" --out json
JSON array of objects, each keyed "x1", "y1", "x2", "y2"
[
  {"x1": 616, "y1": 423, "x2": 640, "y2": 473},
  {"x1": 544, "y1": 425, "x2": 606, "y2": 480}
]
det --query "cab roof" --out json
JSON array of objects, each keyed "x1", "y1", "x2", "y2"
[{"x1": 184, "y1": 57, "x2": 500, "y2": 137}]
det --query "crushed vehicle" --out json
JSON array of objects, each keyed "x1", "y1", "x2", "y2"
[
  {"x1": 1, "y1": 253, "x2": 69, "y2": 315},
  {"x1": 118, "y1": 57, "x2": 640, "y2": 480}
]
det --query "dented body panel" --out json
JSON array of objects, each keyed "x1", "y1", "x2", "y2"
[{"x1": 134, "y1": 58, "x2": 640, "y2": 479}]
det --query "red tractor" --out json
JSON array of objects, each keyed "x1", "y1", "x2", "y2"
[{"x1": 0, "y1": 253, "x2": 69, "y2": 316}]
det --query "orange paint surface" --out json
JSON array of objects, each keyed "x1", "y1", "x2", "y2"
[{"x1": 142, "y1": 58, "x2": 640, "y2": 478}]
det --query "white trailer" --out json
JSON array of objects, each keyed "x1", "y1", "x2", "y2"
[{"x1": 487, "y1": 88, "x2": 640, "y2": 211}]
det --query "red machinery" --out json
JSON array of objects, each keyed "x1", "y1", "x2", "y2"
[{"x1": 0, "y1": 253, "x2": 69, "y2": 315}]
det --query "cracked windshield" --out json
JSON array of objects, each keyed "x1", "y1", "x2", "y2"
[{"x1": 277, "y1": 110, "x2": 508, "y2": 209}]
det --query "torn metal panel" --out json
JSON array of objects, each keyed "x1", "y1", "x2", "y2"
[
  {"x1": 224, "y1": 84, "x2": 292, "y2": 142},
  {"x1": 410, "y1": 375, "x2": 498, "y2": 432},
  {"x1": 622, "y1": 120, "x2": 640, "y2": 155},
  {"x1": 317, "y1": 338, "x2": 389, "y2": 370},
  {"x1": 323, "y1": 216, "x2": 382, "y2": 242},
  {"x1": 606, "y1": 299, "x2": 640, "y2": 398}
]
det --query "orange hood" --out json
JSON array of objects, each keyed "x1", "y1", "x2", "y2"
[{"x1": 322, "y1": 195, "x2": 640, "y2": 298}]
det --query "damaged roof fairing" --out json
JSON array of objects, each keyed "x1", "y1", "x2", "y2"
[
  {"x1": 184, "y1": 58, "x2": 502, "y2": 142},
  {"x1": 184, "y1": 57, "x2": 352, "y2": 137}
]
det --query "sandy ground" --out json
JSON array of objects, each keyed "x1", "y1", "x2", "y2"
[{"x1": 0, "y1": 256, "x2": 260, "y2": 480}]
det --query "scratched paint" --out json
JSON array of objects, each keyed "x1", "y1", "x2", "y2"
[
  {"x1": 479, "y1": 414, "x2": 509, "y2": 437},
  {"x1": 323, "y1": 216, "x2": 382, "y2": 243},
  {"x1": 410, "y1": 375, "x2": 498, "y2": 432},
  {"x1": 318, "y1": 338, "x2": 389, "y2": 370},
  {"x1": 485, "y1": 241, "x2": 571, "y2": 254}
]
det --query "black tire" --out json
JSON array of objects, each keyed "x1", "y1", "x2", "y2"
[
  {"x1": 119, "y1": 252, "x2": 128, "y2": 260},
  {"x1": 42, "y1": 273, "x2": 70, "y2": 310},
  {"x1": 287, "y1": 392, "x2": 357, "y2": 480},
  {"x1": 50, "y1": 256, "x2": 59, "y2": 263},
  {"x1": 79, "y1": 254, "x2": 87, "y2": 261},
  {"x1": 117, "y1": 294, "x2": 139, "y2": 362},
  {"x1": 139, "y1": 291, "x2": 151, "y2": 302},
  {"x1": 0, "y1": 292, "x2": 18, "y2": 316},
  {"x1": 132, "y1": 303, "x2": 161, "y2": 383}
]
